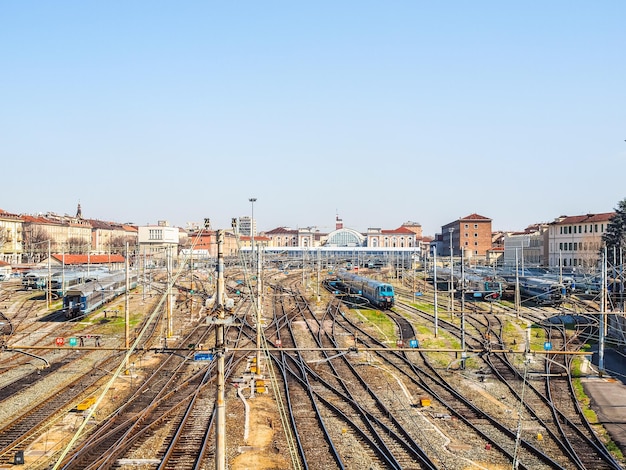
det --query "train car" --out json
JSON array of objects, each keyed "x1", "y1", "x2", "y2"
[
  {"x1": 50, "y1": 269, "x2": 109, "y2": 298},
  {"x1": 333, "y1": 270, "x2": 395, "y2": 309},
  {"x1": 518, "y1": 276, "x2": 566, "y2": 306},
  {"x1": 22, "y1": 270, "x2": 54, "y2": 290},
  {"x1": 462, "y1": 274, "x2": 503, "y2": 301},
  {"x1": 63, "y1": 271, "x2": 138, "y2": 319}
]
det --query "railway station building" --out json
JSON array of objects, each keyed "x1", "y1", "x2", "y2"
[{"x1": 256, "y1": 217, "x2": 426, "y2": 270}]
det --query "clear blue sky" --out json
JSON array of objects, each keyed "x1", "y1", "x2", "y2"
[{"x1": 2, "y1": 2, "x2": 625, "y2": 236}]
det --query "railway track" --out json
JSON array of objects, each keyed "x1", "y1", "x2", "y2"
[
  {"x1": 1, "y1": 266, "x2": 624, "y2": 469},
  {"x1": 393, "y1": 293, "x2": 622, "y2": 469}
]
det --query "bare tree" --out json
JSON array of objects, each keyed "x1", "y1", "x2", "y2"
[
  {"x1": 66, "y1": 237, "x2": 90, "y2": 254},
  {"x1": 23, "y1": 227, "x2": 51, "y2": 263},
  {"x1": 0, "y1": 227, "x2": 7, "y2": 249}
]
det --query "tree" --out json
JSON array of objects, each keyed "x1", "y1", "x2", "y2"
[
  {"x1": 66, "y1": 237, "x2": 89, "y2": 254},
  {"x1": 602, "y1": 198, "x2": 626, "y2": 253},
  {"x1": 23, "y1": 227, "x2": 51, "y2": 263},
  {"x1": 0, "y1": 227, "x2": 7, "y2": 249}
]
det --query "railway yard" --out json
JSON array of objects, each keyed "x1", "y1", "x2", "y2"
[{"x1": 0, "y1": 261, "x2": 625, "y2": 470}]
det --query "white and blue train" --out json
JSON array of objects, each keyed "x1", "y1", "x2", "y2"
[
  {"x1": 330, "y1": 270, "x2": 395, "y2": 309},
  {"x1": 63, "y1": 271, "x2": 138, "y2": 319},
  {"x1": 518, "y1": 276, "x2": 566, "y2": 306}
]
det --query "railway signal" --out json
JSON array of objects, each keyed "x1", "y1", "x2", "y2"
[{"x1": 55, "y1": 337, "x2": 65, "y2": 346}]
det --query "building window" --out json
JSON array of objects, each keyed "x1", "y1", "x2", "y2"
[
  {"x1": 149, "y1": 229, "x2": 163, "y2": 241},
  {"x1": 464, "y1": 224, "x2": 469, "y2": 228}
]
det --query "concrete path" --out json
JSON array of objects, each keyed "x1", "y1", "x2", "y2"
[{"x1": 583, "y1": 347, "x2": 626, "y2": 460}]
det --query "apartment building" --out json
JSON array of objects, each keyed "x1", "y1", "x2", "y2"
[
  {"x1": 441, "y1": 213, "x2": 493, "y2": 261},
  {"x1": 547, "y1": 213, "x2": 614, "y2": 270}
]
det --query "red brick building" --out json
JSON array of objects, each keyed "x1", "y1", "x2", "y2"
[{"x1": 442, "y1": 213, "x2": 493, "y2": 260}]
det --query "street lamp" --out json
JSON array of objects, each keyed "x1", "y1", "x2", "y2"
[
  {"x1": 249, "y1": 198, "x2": 257, "y2": 261},
  {"x1": 449, "y1": 228, "x2": 454, "y2": 315}
]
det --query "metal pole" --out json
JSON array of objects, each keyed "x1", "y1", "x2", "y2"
[
  {"x1": 433, "y1": 246, "x2": 438, "y2": 337},
  {"x1": 167, "y1": 245, "x2": 173, "y2": 337},
  {"x1": 461, "y1": 246, "x2": 465, "y2": 369},
  {"x1": 412, "y1": 257, "x2": 416, "y2": 304},
  {"x1": 449, "y1": 228, "x2": 454, "y2": 316},
  {"x1": 317, "y1": 248, "x2": 321, "y2": 302},
  {"x1": 190, "y1": 237, "x2": 193, "y2": 313},
  {"x1": 599, "y1": 246, "x2": 606, "y2": 375},
  {"x1": 215, "y1": 230, "x2": 226, "y2": 470},
  {"x1": 249, "y1": 197, "x2": 256, "y2": 265},
  {"x1": 141, "y1": 245, "x2": 145, "y2": 303},
  {"x1": 515, "y1": 248, "x2": 520, "y2": 318},
  {"x1": 61, "y1": 244, "x2": 65, "y2": 298},
  {"x1": 47, "y1": 239, "x2": 51, "y2": 310},
  {"x1": 256, "y1": 246, "x2": 263, "y2": 375},
  {"x1": 125, "y1": 242, "x2": 130, "y2": 354}
]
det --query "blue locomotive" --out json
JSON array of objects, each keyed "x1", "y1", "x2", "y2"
[{"x1": 331, "y1": 270, "x2": 395, "y2": 309}]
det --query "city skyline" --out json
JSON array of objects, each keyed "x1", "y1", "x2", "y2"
[
  {"x1": 3, "y1": 2, "x2": 625, "y2": 235},
  {"x1": 2, "y1": 202, "x2": 618, "y2": 239}
]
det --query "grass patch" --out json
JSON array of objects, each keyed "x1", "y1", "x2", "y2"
[
  {"x1": 501, "y1": 318, "x2": 526, "y2": 349},
  {"x1": 571, "y1": 343, "x2": 592, "y2": 378},
  {"x1": 419, "y1": 330, "x2": 460, "y2": 368},
  {"x1": 413, "y1": 302, "x2": 435, "y2": 314},
  {"x1": 528, "y1": 323, "x2": 546, "y2": 350},
  {"x1": 354, "y1": 308, "x2": 397, "y2": 340}
]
